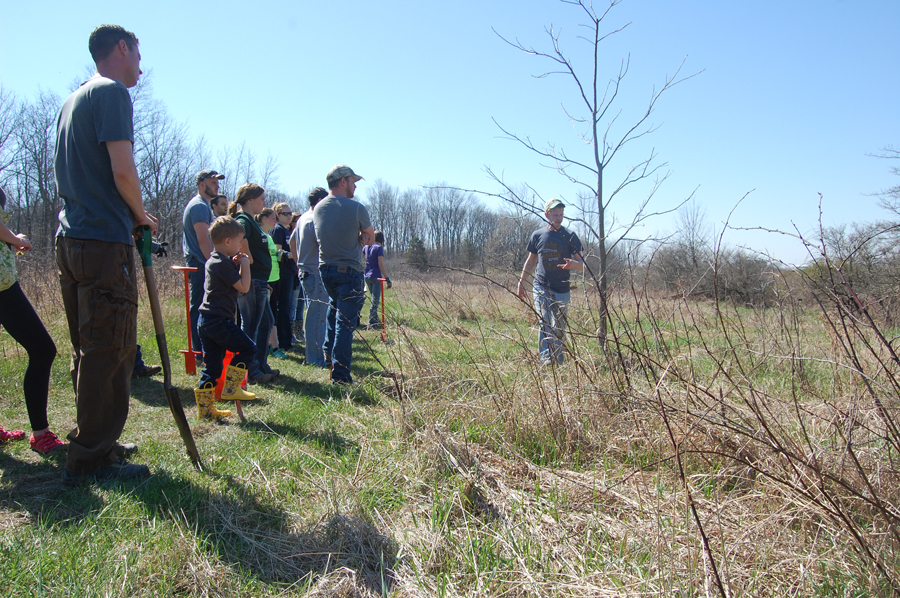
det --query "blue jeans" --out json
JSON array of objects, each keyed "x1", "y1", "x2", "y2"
[
  {"x1": 187, "y1": 258, "x2": 205, "y2": 361},
  {"x1": 365, "y1": 277, "x2": 382, "y2": 326},
  {"x1": 237, "y1": 278, "x2": 270, "y2": 378},
  {"x1": 533, "y1": 284, "x2": 570, "y2": 364},
  {"x1": 320, "y1": 265, "x2": 365, "y2": 383},
  {"x1": 301, "y1": 270, "x2": 329, "y2": 367},
  {"x1": 291, "y1": 277, "x2": 303, "y2": 329},
  {"x1": 198, "y1": 314, "x2": 256, "y2": 388}
]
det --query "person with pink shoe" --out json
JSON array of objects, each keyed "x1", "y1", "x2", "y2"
[{"x1": 0, "y1": 187, "x2": 66, "y2": 455}]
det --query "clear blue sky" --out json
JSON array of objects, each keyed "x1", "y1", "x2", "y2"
[{"x1": 1, "y1": 0, "x2": 897, "y2": 264}]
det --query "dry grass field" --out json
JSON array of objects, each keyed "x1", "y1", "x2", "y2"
[{"x1": 0, "y1": 253, "x2": 898, "y2": 597}]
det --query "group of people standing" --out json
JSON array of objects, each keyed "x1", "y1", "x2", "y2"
[
  {"x1": 184, "y1": 163, "x2": 385, "y2": 414},
  {"x1": 1, "y1": 23, "x2": 582, "y2": 488}
]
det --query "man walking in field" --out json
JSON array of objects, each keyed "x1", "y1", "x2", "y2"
[
  {"x1": 54, "y1": 24, "x2": 155, "y2": 484},
  {"x1": 183, "y1": 168, "x2": 226, "y2": 365},
  {"x1": 314, "y1": 165, "x2": 374, "y2": 385},
  {"x1": 517, "y1": 198, "x2": 584, "y2": 366}
]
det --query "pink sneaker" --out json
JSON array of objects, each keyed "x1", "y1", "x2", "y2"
[
  {"x1": 0, "y1": 426, "x2": 25, "y2": 442},
  {"x1": 29, "y1": 430, "x2": 67, "y2": 454}
]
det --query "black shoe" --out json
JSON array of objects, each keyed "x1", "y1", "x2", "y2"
[
  {"x1": 114, "y1": 442, "x2": 138, "y2": 458},
  {"x1": 63, "y1": 459, "x2": 151, "y2": 487},
  {"x1": 132, "y1": 364, "x2": 162, "y2": 379}
]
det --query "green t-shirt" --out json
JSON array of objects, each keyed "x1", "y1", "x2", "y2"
[{"x1": 265, "y1": 233, "x2": 279, "y2": 283}]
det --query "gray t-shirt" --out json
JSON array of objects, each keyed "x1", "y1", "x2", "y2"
[
  {"x1": 313, "y1": 194, "x2": 371, "y2": 272},
  {"x1": 182, "y1": 194, "x2": 212, "y2": 265},
  {"x1": 292, "y1": 209, "x2": 319, "y2": 274},
  {"x1": 526, "y1": 225, "x2": 583, "y2": 294},
  {"x1": 55, "y1": 75, "x2": 135, "y2": 245}
]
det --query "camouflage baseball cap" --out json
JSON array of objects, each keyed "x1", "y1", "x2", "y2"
[
  {"x1": 196, "y1": 169, "x2": 225, "y2": 185},
  {"x1": 544, "y1": 198, "x2": 565, "y2": 212},
  {"x1": 326, "y1": 165, "x2": 363, "y2": 185}
]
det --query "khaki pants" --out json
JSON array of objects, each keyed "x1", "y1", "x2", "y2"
[{"x1": 57, "y1": 237, "x2": 137, "y2": 474}]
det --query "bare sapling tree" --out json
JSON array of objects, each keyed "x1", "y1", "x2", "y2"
[{"x1": 491, "y1": 0, "x2": 699, "y2": 348}]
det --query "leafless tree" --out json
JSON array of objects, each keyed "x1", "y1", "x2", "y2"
[
  {"x1": 395, "y1": 188, "x2": 424, "y2": 255},
  {"x1": 363, "y1": 178, "x2": 400, "y2": 255},
  {"x1": 11, "y1": 90, "x2": 60, "y2": 250},
  {"x1": 490, "y1": 0, "x2": 699, "y2": 347}
]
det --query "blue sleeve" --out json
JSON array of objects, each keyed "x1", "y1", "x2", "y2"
[{"x1": 188, "y1": 202, "x2": 212, "y2": 227}]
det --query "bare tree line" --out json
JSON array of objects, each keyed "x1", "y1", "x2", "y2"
[{"x1": 0, "y1": 76, "x2": 291, "y2": 254}]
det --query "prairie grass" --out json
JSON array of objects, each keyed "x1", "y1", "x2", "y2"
[{"x1": 0, "y1": 253, "x2": 898, "y2": 596}]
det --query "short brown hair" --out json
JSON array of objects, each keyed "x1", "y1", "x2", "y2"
[
  {"x1": 89, "y1": 25, "x2": 138, "y2": 63},
  {"x1": 209, "y1": 216, "x2": 245, "y2": 245}
]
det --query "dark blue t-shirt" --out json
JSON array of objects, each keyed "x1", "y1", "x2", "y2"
[
  {"x1": 526, "y1": 226, "x2": 583, "y2": 294},
  {"x1": 55, "y1": 76, "x2": 135, "y2": 245},
  {"x1": 200, "y1": 251, "x2": 242, "y2": 321}
]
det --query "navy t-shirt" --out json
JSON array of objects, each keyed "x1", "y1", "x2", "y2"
[
  {"x1": 55, "y1": 76, "x2": 135, "y2": 245},
  {"x1": 200, "y1": 251, "x2": 242, "y2": 320},
  {"x1": 526, "y1": 226, "x2": 583, "y2": 294}
]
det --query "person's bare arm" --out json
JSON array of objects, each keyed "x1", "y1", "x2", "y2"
[
  {"x1": 107, "y1": 140, "x2": 157, "y2": 234},
  {"x1": 0, "y1": 219, "x2": 29, "y2": 250},
  {"x1": 194, "y1": 221, "x2": 213, "y2": 261},
  {"x1": 233, "y1": 254, "x2": 251, "y2": 293},
  {"x1": 289, "y1": 234, "x2": 298, "y2": 263},
  {"x1": 239, "y1": 238, "x2": 253, "y2": 264},
  {"x1": 517, "y1": 252, "x2": 539, "y2": 299},
  {"x1": 359, "y1": 225, "x2": 375, "y2": 246},
  {"x1": 559, "y1": 251, "x2": 584, "y2": 271}
]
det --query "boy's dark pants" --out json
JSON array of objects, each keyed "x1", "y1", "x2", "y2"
[{"x1": 198, "y1": 314, "x2": 256, "y2": 388}]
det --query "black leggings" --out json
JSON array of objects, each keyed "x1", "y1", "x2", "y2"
[{"x1": 0, "y1": 282, "x2": 56, "y2": 431}]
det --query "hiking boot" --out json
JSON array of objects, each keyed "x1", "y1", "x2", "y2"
[
  {"x1": 132, "y1": 364, "x2": 162, "y2": 379},
  {"x1": 63, "y1": 459, "x2": 151, "y2": 487},
  {"x1": 114, "y1": 442, "x2": 138, "y2": 457},
  {"x1": 0, "y1": 426, "x2": 26, "y2": 443},
  {"x1": 248, "y1": 372, "x2": 274, "y2": 385},
  {"x1": 29, "y1": 430, "x2": 67, "y2": 454}
]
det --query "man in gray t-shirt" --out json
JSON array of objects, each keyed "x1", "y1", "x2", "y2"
[
  {"x1": 182, "y1": 168, "x2": 225, "y2": 364},
  {"x1": 314, "y1": 166, "x2": 375, "y2": 384},
  {"x1": 54, "y1": 25, "x2": 155, "y2": 485}
]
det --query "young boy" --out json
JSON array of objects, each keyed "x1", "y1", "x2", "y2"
[{"x1": 195, "y1": 216, "x2": 258, "y2": 420}]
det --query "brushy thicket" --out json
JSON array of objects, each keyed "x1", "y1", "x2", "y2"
[{"x1": 371, "y1": 254, "x2": 900, "y2": 597}]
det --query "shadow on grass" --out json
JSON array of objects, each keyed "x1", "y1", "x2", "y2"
[
  {"x1": 0, "y1": 453, "x2": 397, "y2": 593},
  {"x1": 236, "y1": 420, "x2": 359, "y2": 457}
]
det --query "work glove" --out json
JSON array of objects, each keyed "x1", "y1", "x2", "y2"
[
  {"x1": 151, "y1": 240, "x2": 168, "y2": 257},
  {"x1": 386, "y1": 277, "x2": 392, "y2": 289}
]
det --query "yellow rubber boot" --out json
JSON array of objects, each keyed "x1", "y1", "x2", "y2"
[
  {"x1": 220, "y1": 363, "x2": 257, "y2": 401},
  {"x1": 195, "y1": 384, "x2": 232, "y2": 420}
]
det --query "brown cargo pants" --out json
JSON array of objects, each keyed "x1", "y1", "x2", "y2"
[{"x1": 56, "y1": 237, "x2": 137, "y2": 474}]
